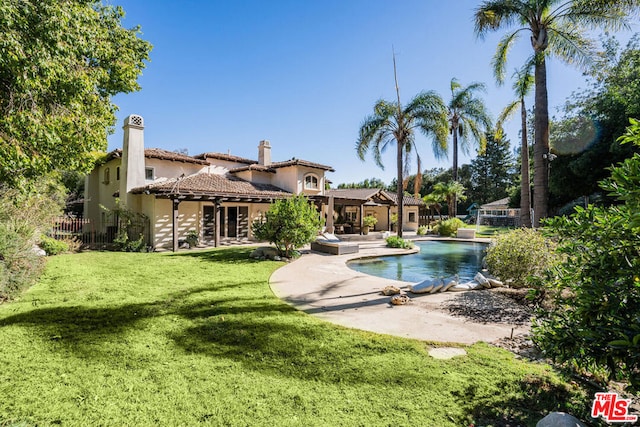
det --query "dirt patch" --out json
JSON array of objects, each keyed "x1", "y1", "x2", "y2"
[{"x1": 442, "y1": 288, "x2": 533, "y2": 326}]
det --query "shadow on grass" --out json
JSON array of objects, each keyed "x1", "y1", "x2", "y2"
[
  {"x1": 166, "y1": 247, "x2": 264, "y2": 264},
  {"x1": 464, "y1": 375, "x2": 594, "y2": 427}
]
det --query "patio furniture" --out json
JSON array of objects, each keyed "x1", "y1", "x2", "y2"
[{"x1": 310, "y1": 233, "x2": 359, "y2": 255}]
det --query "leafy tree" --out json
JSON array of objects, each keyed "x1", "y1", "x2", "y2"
[
  {"x1": 357, "y1": 61, "x2": 448, "y2": 237},
  {"x1": 336, "y1": 177, "x2": 386, "y2": 189},
  {"x1": 474, "y1": 0, "x2": 640, "y2": 226},
  {"x1": 533, "y1": 119, "x2": 640, "y2": 391},
  {"x1": 0, "y1": 0, "x2": 152, "y2": 186},
  {"x1": 251, "y1": 196, "x2": 322, "y2": 258},
  {"x1": 549, "y1": 35, "x2": 640, "y2": 212},
  {"x1": 469, "y1": 133, "x2": 515, "y2": 205},
  {"x1": 496, "y1": 62, "x2": 535, "y2": 226}
]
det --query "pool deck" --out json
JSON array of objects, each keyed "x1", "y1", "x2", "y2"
[{"x1": 269, "y1": 235, "x2": 529, "y2": 345}]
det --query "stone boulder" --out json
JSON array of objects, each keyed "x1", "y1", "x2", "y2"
[{"x1": 536, "y1": 412, "x2": 586, "y2": 427}]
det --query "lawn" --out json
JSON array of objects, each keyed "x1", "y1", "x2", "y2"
[{"x1": 0, "y1": 248, "x2": 593, "y2": 426}]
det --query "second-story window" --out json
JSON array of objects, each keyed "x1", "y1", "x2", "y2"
[
  {"x1": 145, "y1": 167, "x2": 154, "y2": 181},
  {"x1": 304, "y1": 174, "x2": 319, "y2": 190},
  {"x1": 103, "y1": 167, "x2": 110, "y2": 185}
]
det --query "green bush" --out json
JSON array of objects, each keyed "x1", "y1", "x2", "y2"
[
  {"x1": 252, "y1": 195, "x2": 322, "y2": 258},
  {"x1": 0, "y1": 181, "x2": 63, "y2": 299},
  {"x1": 416, "y1": 225, "x2": 428, "y2": 235},
  {"x1": 114, "y1": 232, "x2": 146, "y2": 252},
  {"x1": 433, "y1": 218, "x2": 465, "y2": 237},
  {"x1": 484, "y1": 228, "x2": 559, "y2": 289},
  {"x1": 39, "y1": 235, "x2": 69, "y2": 255},
  {"x1": 385, "y1": 236, "x2": 414, "y2": 249},
  {"x1": 533, "y1": 119, "x2": 640, "y2": 391}
]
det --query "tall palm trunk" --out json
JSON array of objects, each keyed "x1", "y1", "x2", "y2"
[
  {"x1": 520, "y1": 100, "x2": 532, "y2": 227},
  {"x1": 396, "y1": 141, "x2": 404, "y2": 237},
  {"x1": 451, "y1": 120, "x2": 459, "y2": 217},
  {"x1": 533, "y1": 56, "x2": 549, "y2": 227}
]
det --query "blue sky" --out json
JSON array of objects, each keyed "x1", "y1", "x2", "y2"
[{"x1": 106, "y1": 0, "x2": 637, "y2": 186}]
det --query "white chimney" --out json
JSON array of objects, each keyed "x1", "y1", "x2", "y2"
[
  {"x1": 120, "y1": 114, "x2": 145, "y2": 205},
  {"x1": 258, "y1": 140, "x2": 271, "y2": 166}
]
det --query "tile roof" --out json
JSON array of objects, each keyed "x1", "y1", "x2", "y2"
[
  {"x1": 132, "y1": 173, "x2": 291, "y2": 200},
  {"x1": 193, "y1": 152, "x2": 258, "y2": 165},
  {"x1": 383, "y1": 191, "x2": 425, "y2": 206},
  {"x1": 270, "y1": 159, "x2": 335, "y2": 172},
  {"x1": 325, "y1": 188, "x2": 424, "y2": 206},
  {"x1": 229, "y1": 164, "x2": 277, "y2": 173},
  {"x1": 102, "y1": 148, "x2": 208, "y2": 165},
  {"x1": 325, "y1": 188, "x2": 384, "y2": 200}
]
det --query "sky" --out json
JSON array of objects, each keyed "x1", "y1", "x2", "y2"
[{"x1": 105, "y1": 0, "x2": 637, "y2": 187}]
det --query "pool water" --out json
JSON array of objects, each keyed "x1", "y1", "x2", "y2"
[{"x1": 348, "y1": 240, "x2": 487, "y2": 283}]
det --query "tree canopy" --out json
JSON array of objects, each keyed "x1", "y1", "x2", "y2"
[
  {"x1": 474, "y1": 0, "x2": 640, "y2": 225},
  {"x1": 0, "y1": 0, "x2": 152, "y2": 186}
]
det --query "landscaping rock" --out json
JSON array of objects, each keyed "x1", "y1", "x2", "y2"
[
  {"x1": 381, "y1": 285, "x2": 401, "y2": 296},
  {"x1": 390, "y1": 294, "x2": 410, "y2": 305},
  {"x1": 250, "y1": 247, "x2": 279, "y2": 260},
  {"x1": 536, "y1": 412, "x2": 586, "y2": 427}
]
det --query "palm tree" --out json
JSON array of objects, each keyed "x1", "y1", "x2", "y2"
[
  {"x1": 474, "y1": 0, "x2": 640, "y2": 226},
  {"x1": 357, "y1": 93, "x2": 448, "y2": 238},
  {"x1": 447, "y1": 78, "x2": 492, "y2": 216},
  {"x1": 432, "y1": 181, "x2": 467, "y2": 218},
  {"x1": 496, "y1": 61, "x2": 534, "y2": 227},
  {"x1": 422, "y1": 192, "x2": 443, "y2": 225}
]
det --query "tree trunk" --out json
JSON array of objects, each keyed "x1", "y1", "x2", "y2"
[
  {"x1": 533, "y1": 56, "x2": 549, "y2": 226},
  {"x1": 451, "y1": 122, "x2": 459, "y2": 217},
  {"x1": 396, "y1": 141, "x2": 404, "y2": 238},
  {"x1": 520, "y1": 100, "x2": 532, "y2": 227}
]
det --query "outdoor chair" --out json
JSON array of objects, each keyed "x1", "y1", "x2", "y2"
[{"x1": 310, "y1": 233, "x2": 359, "y2": 255}]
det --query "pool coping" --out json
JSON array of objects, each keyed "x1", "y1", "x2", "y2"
[{"x1": 269, "y1": 236, "x2": 529, "y2": 345}]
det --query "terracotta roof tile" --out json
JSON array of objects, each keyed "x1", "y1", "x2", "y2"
[
  {"x1": 132, "y1": 173, "x2": 291, "y2": 199},
  {"x1": 100, "y1": 148, "x2": 208, "y2": 165},
  {"x1": 229, "y1": 164, "x2": 276, "y2": 173},
  {"x1": 194, "y1": 152, "x2": 258, "y2": 165},
  {"x1": 144, "y1": 148, "x2": 209, "y2": 165},
  {"x1": 271, "y1": 159, "x2": 334, "y2": 172},
  {"x1": 325, "y1": 188, "x2": 424, "y2": 206}
]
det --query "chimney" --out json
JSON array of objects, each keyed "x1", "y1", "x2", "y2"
[
  {"x1": 120, "y1": 114, "x2": 145, "y2": 205},
  {"x1": 258, "y1": 140, "x2": 271, "y2": 166}
]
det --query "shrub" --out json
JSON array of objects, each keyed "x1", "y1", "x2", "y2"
[
  {"x1": 0, "y1": 181, "x2": 63, "y2": 299},
  {"x1": 252, "y1": 195, "x2": 322, "y2": 258},
  {"x1": 484, "y1": 228, "x2": 559, "y2": 289},
  {"x1": 362, "y1": 215, "x2": 377, "y2": 228},
  {"x1": 39, "y1": 235, "x2": 69, "y2": 255},
  {"x1": 385, "y1": 236, "x2": 414, "y2": 249},
  {"x1": 434, "y1": 218, "x2": 465, "y2": 237},
  {"x1": 416, "y1": 225, "x2": 428, "y2": 235},
  {"x1": 533, "y1": 119, "x2": 640, "y2": 391},
  {"x1": 114, "y1": 232, "x2": 146, "y2": 252}
]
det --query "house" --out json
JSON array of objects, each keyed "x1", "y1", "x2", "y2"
[
  {"x1": 323, "y1": 188, "x2": 423, "y2": 233},
  {"x1": 83, "y1": 114, "x2": 423, "y2": 250},
  {"x1": 477, "y1": 197, "x2": 520, "y2": 226}
]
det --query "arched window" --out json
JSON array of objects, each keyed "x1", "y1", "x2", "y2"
[
  {"x1": 304, "y1": 174, "x2": 319, "y2": 190},
  {"x1": 103, "y1": 167, "x2": 110, "y2": 185}
]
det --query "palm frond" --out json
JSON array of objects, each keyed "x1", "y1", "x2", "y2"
[
  {"x1": 492, "y1": 30, "x2": 523, "y2": 84},
  {"x1": 474, "y1": 0, "x2": 528, "y2": 37},
  {"x1": 496, "y1": 100, "x2": 521, "y2": 138},
  {"x1": 512, "y1": 59, "x2": 535, "y2": 97},
  {"x1": 546, "y1": 23, "x2": 594, "y2": 69}
]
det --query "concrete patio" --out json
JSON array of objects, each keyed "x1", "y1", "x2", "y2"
[{"x1": 269, "y1": 237, "x2": 529, "y2": 345}]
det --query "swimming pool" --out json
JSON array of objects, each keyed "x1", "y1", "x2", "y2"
[{"x1": 347, "y1": 240, "x2": 487, "y2": 283}]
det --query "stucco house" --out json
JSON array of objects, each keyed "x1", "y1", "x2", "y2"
[{"x1": 83, "y1": 114, "x2": 423, "y2": 250}]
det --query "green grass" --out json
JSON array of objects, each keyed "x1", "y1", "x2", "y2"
[
  {"x1": 473, "y1": 225, "x2": 517, "y2": 237},
  {"x1": 0, "y1": 248, "x2": 592, "y2": 426}
]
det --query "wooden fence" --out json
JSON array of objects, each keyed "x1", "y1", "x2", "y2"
[{"x1": 50, "y1": 216, "x2": 150, "y2": 249}]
